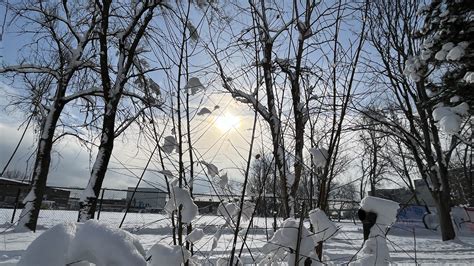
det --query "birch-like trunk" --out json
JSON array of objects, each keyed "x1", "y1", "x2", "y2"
[{"x1": 16, "y1": 101, "x2": 64, "y2": 231}]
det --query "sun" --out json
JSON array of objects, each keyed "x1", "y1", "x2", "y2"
[{"x1": 215, "y1": 113, "x2": 241, "y2": 132}]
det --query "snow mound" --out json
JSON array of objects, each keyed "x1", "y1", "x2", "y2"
[
  {"x1": 70, "y1": 220, "x2": 146, "y2": 266},
  {"x1": 18, "y1": 221, "x2": 146, "y2": 266},
  {"x1": 18, "y1": 222, "x2": 78, "y2": 266},
  {"x1": 309, "y1": 208, "x2": 338, "y2": 243},
  {"x1": 451, "y1": 102, "x2": 469, "y2": 116},
  {"x1": 146, "y1": 243, "x2": 190, "y2": 266},
  {"x1": 355, "y1": 235, "x2": 391, "y2": 265},
  {"x1": 216, "y1": 256, "x2": 242, "y2": 266}
]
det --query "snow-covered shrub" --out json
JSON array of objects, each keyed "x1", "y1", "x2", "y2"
[
  {"x1": 18, "y1": 220, "x2": 146, "y2": 266},
  {"x1": 352, "y1": 196, "x2": 399, "y2": 266},
  {"x1": 18, "y1": 222, "x2": 78, "y2": 266},
  {"x1": 69, "y1": 220, "x2": 146, "y2": 266},
  {"x1": 309, "y1": 208, "x2": 338, "y2": 243},
  {"x1": 261, "y1": 218, "x2": 318, "y2": 266}
]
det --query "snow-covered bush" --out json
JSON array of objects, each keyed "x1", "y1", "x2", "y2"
[
  {"x1": 352, "y1": 196, "x2": 399, "y2": 265},
  {"x1": 261, "y1": 218, "x2": 318, "y2": 266},
  {"x1": 18, "y1": 220, "x2": 146, "y2": 266},
  {"x1": 309, "y1": 208, "x2": 338, "y2": 243},
  {"x1": 18, "y1": 222, "x2": 78, "y2": 266},
  {"x1": 260, "y1": 209, "x2": 337, "y2": 265}
]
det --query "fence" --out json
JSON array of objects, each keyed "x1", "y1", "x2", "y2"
[{"x1": 0, "y1": 184, "x2": 361, "y2": 230}]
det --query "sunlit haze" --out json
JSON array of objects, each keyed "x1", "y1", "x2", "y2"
[{"x1": 214, "y1": 113, "x2": 241, "y2": 132}]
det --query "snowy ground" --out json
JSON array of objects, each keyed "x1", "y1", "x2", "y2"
[{"x1": 1, "y1": 209, "x2": 474, "y2": 265}]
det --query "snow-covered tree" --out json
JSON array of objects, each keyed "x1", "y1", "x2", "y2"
[
  {"x1": 1, "y1": 0, "x2": 100, "y2": 231},
  {"x1": 78, "y1": 0, "x2": 167, "y2": 221},
  {"x1": 364, "y1": 0, "x2": 472, "y2": 241},
  {"x1": 416, "y1": 0, "x2": 473, "y2": 125}
]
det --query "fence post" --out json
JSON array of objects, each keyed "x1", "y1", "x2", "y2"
[
  {"x1": 11, "y1": 188, "x2": 21, "y2": 223},
  {"x1": 97, "y1": 188, "x2": 105, "y2": 220}
]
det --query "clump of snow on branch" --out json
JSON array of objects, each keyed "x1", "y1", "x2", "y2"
[
  {"x1": 217, "y1": 201, "x2": 239, "y2": 225},
  {"x1": 432, "y1": 102, "x2": 469, "y2": 134},
  {"x1": 162, "y1": 136, "x2": 178, "y2": 154},
  {"x1": 217, "y1": 200, "x2": 255, "y2": 225},
  {"x1": 200, "y1": 161, "x2": 219, "y2": 177},
  {"x1": 445, "y1": 44, "x2": 465, "y2": 61},
  {"x1": 184, "y1": 77, "x2": 205, "y2": 95},
  {"x1": 309, "y1": 147, "x2": 328, "y2": 168},
  {"x1": 146, "y1": 243, "x2": 191, "y2": 266},
  {"x1": 309, "y1": 208, "x2": 338, "y2": 243},
  {"x1": 463, "y1": 72, "x2": 474, "y2": 83},
  {"x1": 403, "y1": 56, "x2": 424, "y2": 82},
  {"x1": 197, "y1": 107, "x2": 212, "y2": 116},
  {"x1": 241, "y1": 201, "x2": 256, "y2": 221},
  {"x1": 218, "y1": 172, "x2": 228, "y2": 189},
  {"x1": 158, "y1": 169, "x2": 173, "y2": 177},
  {"x1": 164, "y1": 186, "x2": 198, "y2": 223},
  {"x1": 352, "y1": 196, "x2": 399, "y2": 266},
  {"x1": 19, "y1": 221, "x2": 146, "y2": 266},
  {"x1": 211, "y1": 227, "x2": 223, "y2": 251},
  {"x1": 261, "y1": 218, "x2": 319, "y2": 265},
  {"x1": 185, "y1": 228, "x2": 205, "y2": 243}
]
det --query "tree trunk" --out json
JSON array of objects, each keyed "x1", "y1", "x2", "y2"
[
  {"x1": 434, "y1": 190, "x2": 456, "y2": 241},
  {"x1": 78, "y1": 100, "x2": 117, "y2": 221},
  {"x1": 16, "y1": 102, "x2": 64, "y2": 231}
]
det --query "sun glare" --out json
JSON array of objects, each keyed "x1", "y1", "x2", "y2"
[{"x1": 215, "y1": 113, "x2": 241, "y2": 132}]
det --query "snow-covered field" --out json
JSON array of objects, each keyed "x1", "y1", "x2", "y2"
[{"x1": 1, "y1": 209, "x2": 474, "y2": 265}]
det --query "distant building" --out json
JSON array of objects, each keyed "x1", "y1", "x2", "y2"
[
  {"x1": 0, "y1": 177, "x2": 70, "y2": 208},
  {"x1": 68, "y1": 197, "x2": 127, "y2": 212},
  {"x1": 413, "y1": 179, "x2": 435, "y2": 206},
  {"x1": 193, "y1": 195, "x2": 221, "y2": 214},
  {"x1": 126, "y1": 187, "x2": 167, "y2": 212},
  {"x1": 370, "y1": 187, "x2": 415, "y2": 205},
  {"x1": 370, "y1": 180, "x2": 436, "y2": 207}
]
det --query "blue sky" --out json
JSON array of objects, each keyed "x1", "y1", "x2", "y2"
[{"x1": 0, "y1": 1, "x2": 376, "y2": 197}]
